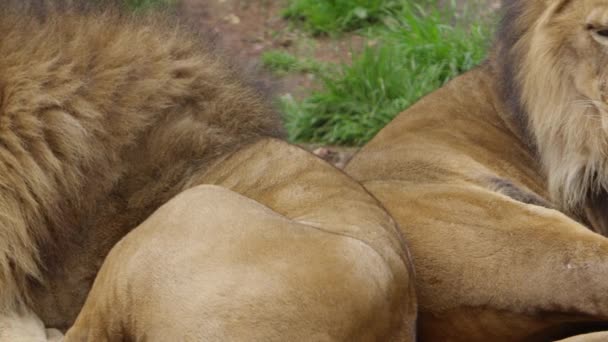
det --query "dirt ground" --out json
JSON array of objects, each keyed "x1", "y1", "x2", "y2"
[
  {"x1": 177, "y1": 0, "x2": 498, "y2": 167},
  {"x1": 179, "y1": 0, "x2": 366, "y2": 96}
]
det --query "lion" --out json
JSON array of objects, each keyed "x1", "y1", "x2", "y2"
[
  {"x1": 557, "y1": 332, "x2": 608, "y2": 342},
  {"x1": 0, "y1": 1, "x2": 416, "y2": 340},
  {"x1": 345, "y1": 0, "x2": 608, "y2": 340}
]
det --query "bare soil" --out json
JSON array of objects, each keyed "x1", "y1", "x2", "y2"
[
  {"x1": 178, "y1": 0, "x2": 365, "y2": 166},
  {"x1": 179, "y1": 0, "x2": 366, "y2": 97},
  {"x1": 177, "y1": 0, "x2": 498, "y2": 167}
]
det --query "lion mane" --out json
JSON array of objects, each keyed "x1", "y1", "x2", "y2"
[
  {"x1": 0, "y1": 0, "x2": 282, "y2": 316},
  {"x1": 493, "y1": 0, "x2": 608, "y2": 222},
  {"x1": 345, "y1": 0, "x2": 608, "y2": 339}
]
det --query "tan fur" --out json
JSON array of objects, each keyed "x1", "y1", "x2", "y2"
[
  {"x1": 346, "y1": 0, "x2": 608, "y2": 340},
  {"x1": 557, "y1": 332, "x2": 608, "y2": 342},
  {"x1": 495, "y1": 0, "x2": 608, "y2": 217},
  {"x1": 64, "y1": 140, "x2": 417, "y2": 341},
  {"x1": 0, "y1": 0, "x2": 279, "y2": 328},
  {"x1": 0, "y1": 2, "x2": 417, "y2": 340}
]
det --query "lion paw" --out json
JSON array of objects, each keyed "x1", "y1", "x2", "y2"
[{"x1": 46, "y1": 328, "x2": 64, "y2": 342}]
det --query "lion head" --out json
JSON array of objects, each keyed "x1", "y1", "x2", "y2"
[{"x1": 494, "y1": 0, "x2": 608, "y2": 217}]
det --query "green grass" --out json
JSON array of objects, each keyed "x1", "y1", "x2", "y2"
[
  {"x1": 123, "y1": 0, "x2": 174, "y2": 10},
  {"x1": 284, "y1": 0, "x2": 410, "y2": 35},
  {"x1": 261, "y1": 50, "x2": 328, "y2": 75},
  {"x1": 282, "y1": 2, "x2": 492, "y2": 146}
]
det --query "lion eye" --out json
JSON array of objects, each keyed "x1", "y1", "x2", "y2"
[
  {"x1": 586, "y1": 23, "x2": 608, "y2": 37},
  {"x1": 588, "y1": 25, "x2": 608, "y2": 45}
]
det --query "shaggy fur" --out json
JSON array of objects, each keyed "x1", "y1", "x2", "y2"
[
  {"x1": 494, "y1": 0, "x2": 608, "y2": 223},
  {"x1": 346, "y1": 0, "x2": 608, "y2": 340},
  {"x1": 0, "y1": 3, "x2": 417, "y2": 340},
  {"x1": 0, "y1": 0, "x2": 282, "y2": 316}
]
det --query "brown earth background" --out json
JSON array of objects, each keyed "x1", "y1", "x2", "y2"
[{"x1": 177, "y1": 0, "x2": 499, "y2": 167}]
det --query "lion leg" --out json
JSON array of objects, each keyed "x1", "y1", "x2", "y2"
[
  {"x1": 64, "y1": 185, "x2": 411, "y2": 341},
  {"x1": 193, "y1": 138, "x2": 417, "y2": 340},
  {"x1": 556, "y1": 332, "x2": 608, "y2": 342},
  {"x1": 363, "y1": 182, "x2": 608, "y2": 341},
  {"x1": 45, "y1": 329, "x2": 63, "y2": 342}
]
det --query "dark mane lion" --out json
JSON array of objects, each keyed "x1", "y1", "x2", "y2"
[
  {"x1": 0, "y1": 0, "x2": 281, "y2": 320},
  {"x1": 0, "y1": 2, "x2": 416, "y2": 341},
  {"x1": 492, "y1": 0, "x2": 608, "y2": 218},
  {"x1": 346, "y1": 0, "x2": 608, "y2": 340}
]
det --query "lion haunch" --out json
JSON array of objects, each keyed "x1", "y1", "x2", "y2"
[{"x1": 347, "y1": 0, "x2": 608, "y2": 340}]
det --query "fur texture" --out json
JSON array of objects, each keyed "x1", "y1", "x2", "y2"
[
  {"x1": 64, "y1": 140, "x2": 417, "y2": 341},
  {"x1": 0, "y1": 4, "x2": 417, "y2": 340},
  {"x1": 346, "y1": 0, "x2": 608, "y2": 340},
  {"x1": 0, "y1": 0, "x2": 282, "y2": 315},
  {"x1": 494, "y1": 0, "x2": 608, "y2": 220}
]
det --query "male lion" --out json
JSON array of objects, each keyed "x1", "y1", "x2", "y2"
[
  {"x1": 0, "y1": 1, "x2": 416, "y2": 340},
  {"x1": 346, "y1": 0, "x2": 608, "y2": 341}
]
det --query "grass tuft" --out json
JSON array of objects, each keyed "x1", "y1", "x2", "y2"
[
  {"x1": 123, "y1": 0, "x2": 174, "y2": 11},
  {"x1": 261, "y1": 50, "x2": 328, "y2": 75},
  {"x1": 282, "y1": 2, "x2": 492, "y2": 145},
  {"x1": 283, "y1": 0, "x2": 408, "y2": 35}
]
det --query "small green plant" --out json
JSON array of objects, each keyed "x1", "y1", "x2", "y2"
[
  {"x1": 284, "y1": 0, "x2": 406, "y2": 35},
  {"x1": 261, "y1": 50, "x2": 328, "y2": 75},
  {"x1": 123, "y1": 0, "x2": 173, "y2": 10},
  {"x1": 282, "y1": 2, "x2": 491, "y2": 145},
  {"x1": 261, "y1": 50, "x2": 299, "y2": 74}
]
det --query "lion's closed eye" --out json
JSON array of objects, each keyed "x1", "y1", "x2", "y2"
[
  {"x1": 586, "y1": 23, "x2": 608, "y2": 40},
  {"x1": 590, "y1": 28, "x2": 608, "y2": 45},
  {"x1": 595, "y1": 28, "x2": 608, "y2": 37},
  {"x1": 585, "y1": 7, "x2": 608, "y2": 44}
]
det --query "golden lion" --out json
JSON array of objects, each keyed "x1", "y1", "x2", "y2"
[
  {"x1": 557, "y1": 332, "x2": 608, "y2": 342},
  {"x1": 346, "y1": 0, "x2": 608, "y2": 340},
  {"x1": 0, "y1": 2, "x2": 416, "y2": 340}
]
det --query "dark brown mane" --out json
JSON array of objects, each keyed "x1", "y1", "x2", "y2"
[
  {"x1": 0, "y1": 0, "x2": 283, "y2": 312},
  {"x1": 491, "y1": 0, "x2": 541, "y2": 148}
]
